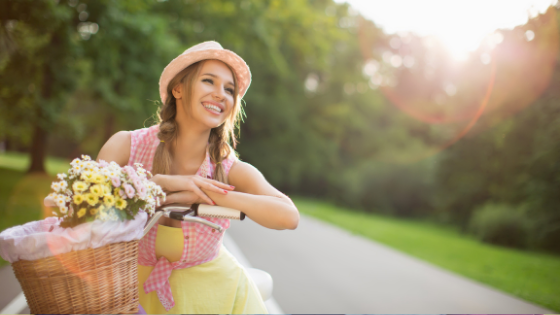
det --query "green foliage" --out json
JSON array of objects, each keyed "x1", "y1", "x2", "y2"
[{"x1": 468, "y1": 203, "x2": 530, "y2": 249}]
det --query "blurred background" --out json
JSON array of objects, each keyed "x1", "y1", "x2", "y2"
[{"x1": 1, "y1": 0, "x2": 559, "y2": 312}]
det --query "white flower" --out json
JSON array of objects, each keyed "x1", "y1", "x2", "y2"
[
  {"x1": 56, "y1": 198, "x2": 66, "y2": 208},
  {"x1": 59, "y1": 181, "x2": 68, "y2": 191},
  {"x1": 59, "y1": 206, "x2": 68, "y2": 214},
  {"x1": 57, "y1": 173, "x2": 67, "y2": 180},
  {"x1": 83, "y1": 161, "x2": 95, "y2": 171},
  {"x1": 71, "y1": 158, "x2": 81, "y2": 166},
  {"x1": 51, "y1": 182, "x2": 61, "y2": 192},
  {"x1": 81, "y1": 155, "x2": 91, "y2": 161},
  {"x1": 72, "y1": 164, "x2": 82, "y2": 173}
]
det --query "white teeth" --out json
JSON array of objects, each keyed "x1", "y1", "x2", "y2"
[{"x1": 203, "y1": 104, "x2": 222, "y2": 113}]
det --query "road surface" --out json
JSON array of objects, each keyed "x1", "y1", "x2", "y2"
[{"x1": 226, "y1": 215, "x2": 553, "y2": 314}]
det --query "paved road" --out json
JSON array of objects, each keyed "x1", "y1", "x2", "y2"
[
  {"x1": 227, "y1": 215, "x2": 553, "y2": 314},
  {"x1": 0, "y1": 266, "x2": 29, "y2": 314}
]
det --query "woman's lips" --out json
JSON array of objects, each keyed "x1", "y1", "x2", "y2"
[{"x1": 201, "y1": 102, "x2": 223, "y2": 115}]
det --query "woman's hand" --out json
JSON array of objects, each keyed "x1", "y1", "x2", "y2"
[{"x1": 151, "y1": 174, "x2": 234, "y2": 205}]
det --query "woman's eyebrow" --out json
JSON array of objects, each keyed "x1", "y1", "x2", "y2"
[{"x1": 201, "y1": 73, "x2": 234, "y2": 86}]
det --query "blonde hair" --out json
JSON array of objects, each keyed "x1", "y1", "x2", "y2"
[{"x1": 151, "y1": 60, "x2": 241, "y2": 183}]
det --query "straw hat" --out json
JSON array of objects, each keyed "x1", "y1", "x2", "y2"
[{"x1": 159, "y1": 41, "x2": 251, "y2": 104}]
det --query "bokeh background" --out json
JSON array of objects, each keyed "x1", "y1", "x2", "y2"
[{"x1": 1, "y1": 0, "x2": 560, "y2": 311}]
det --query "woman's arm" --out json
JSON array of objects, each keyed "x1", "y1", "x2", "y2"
[
  {"x1": 96, "y1": 131, "x2": 131, "y2": 166},
  {"x1": 203, "y1": 161, "x2": 299, "y2": 230}
]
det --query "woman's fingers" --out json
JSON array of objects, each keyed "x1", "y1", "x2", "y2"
[
  {"x1": 196, "y1": 179, "x2": 230, "y2": 195},
  {"x1": 164, "y1": 191, "x2": 200, "y2": 205},
  {"x1": 201, "y1": 177, "x2": 235, "y2": 190},
  {"x1": 192, "y1": 185, "x2": 215, "y2": 205}
]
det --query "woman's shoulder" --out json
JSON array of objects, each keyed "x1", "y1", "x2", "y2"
[{"x1": 97, "y1": 131, "x2": 132, "y2": 166}]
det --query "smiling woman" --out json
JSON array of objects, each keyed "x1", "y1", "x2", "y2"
[{"x1": 96, "y1": 41, "x2": 299, "y2": 314}]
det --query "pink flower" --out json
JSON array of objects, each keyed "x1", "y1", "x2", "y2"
[
  {"x1": 123, "y1": 166, "x2": 138, "y2": 180},
  {"x1": 123, "y1": 184, "x2": 135, "y2": 199},
  {"x1": 133, "y1": 178, "x2": 143, "y2": 191},
  {"x1": 98, "y1": 160, "x2": 109, "y2": 168},
  {"x1": 111, "y1": 176, "x2": 121, "y2": 187},
  {"x1": 138, "y1": 185, "x2": 147, "y2": 199}
]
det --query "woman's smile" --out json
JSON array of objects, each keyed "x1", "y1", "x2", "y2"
[{"x1": 201, "y1": 100, "x2": 224, "y2": 115}]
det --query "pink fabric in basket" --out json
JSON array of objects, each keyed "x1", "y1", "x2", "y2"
[
  {"x1": 0, "y1": 212, "x2": 147, "y2": 263},
  {"x1": 129, "y1": 125, "x2": 236, "y2": 311}
]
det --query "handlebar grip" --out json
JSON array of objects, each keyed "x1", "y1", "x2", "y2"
[{"x1": 192, "y1": 204, "x2": 246, "y2": 220}]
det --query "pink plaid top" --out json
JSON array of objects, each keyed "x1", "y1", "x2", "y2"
[{"x1": 127, "y1": 125, "x2": 236, "y2": 311}]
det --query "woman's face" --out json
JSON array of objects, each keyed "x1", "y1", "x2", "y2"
[{"x1": 174, "y1": 60, "x2": 235, "y2": 130}]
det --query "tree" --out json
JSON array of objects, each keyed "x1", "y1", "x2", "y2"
[{"x1": 0, "y1": 0, "x2": 82, "y2": 173}]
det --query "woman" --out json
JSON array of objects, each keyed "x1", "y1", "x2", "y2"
[{"x1": 97, "y1": 41, "x2": 299, "y2": 314}]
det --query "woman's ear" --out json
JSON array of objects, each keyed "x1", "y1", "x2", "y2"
[{"x1": 172, "y1": 84, "x2": 183, "y2": 100}]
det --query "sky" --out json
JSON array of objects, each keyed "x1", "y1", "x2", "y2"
[{"x1": 335, "y1": 0, "x2": 558, "y2": 59}]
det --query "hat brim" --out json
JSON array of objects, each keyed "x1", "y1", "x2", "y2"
[{"x1": 159, "y1": 49, "x2": 251, "y2": 104}]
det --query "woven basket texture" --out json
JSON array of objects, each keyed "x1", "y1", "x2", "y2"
[{"x1": 12, "y1": 240, "x2": 139, "y2": 314}]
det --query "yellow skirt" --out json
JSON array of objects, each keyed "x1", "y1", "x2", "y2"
[{"x1": 138, "y1": 224, "x2": 267, "y2": 314}]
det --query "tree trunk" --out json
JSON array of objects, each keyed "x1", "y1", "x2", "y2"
[
  {"x1": 27, "y1": 62, "x2": 53, "y2": 174},
  {"x1": 27, "y1": 123, "x2": 47, "y2": 173}
]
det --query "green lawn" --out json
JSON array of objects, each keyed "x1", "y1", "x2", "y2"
[
  {"x1": 294, "y1": 197, "x2": 560, "y2": 312},
  {"x1": 0, "y1": 151, "x2": 71, "y2": 175}
]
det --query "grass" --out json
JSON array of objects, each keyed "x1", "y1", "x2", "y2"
[
  {"x1": 0, "y1": 151, "x2": 71, "y2": 175},
  {"x1": 294, "y1": 197, "x2": 560, "y2": 313}
]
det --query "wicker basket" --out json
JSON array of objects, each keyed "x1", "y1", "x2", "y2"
[{"x1": 12, "y1": 240, "x2": 139, "y2": 314}]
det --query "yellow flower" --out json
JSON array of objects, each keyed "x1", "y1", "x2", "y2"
[
  {"x1": 73, "y1": 194, "x2": 84, "y2": 205},
  {"x1": 81, "y1": 171, "x2": 94, "y2": 182},
  {"x1": 72, "y1": 181, "x2": 88, "y2": 193},
  {"x1": 114, "y1": 187, "x2": 121, "y2": 197},
  {"x1": 103, "y1": 184, "x2": 112, "y2": 195},
  {"x1": 77, "y1": 208, "x2": 87, "y2": 218},
  {"x1": 115, "y1": 198, "x2": 127, "y2": 210},
  {"x1": 90, "y1": 184, "x2": 104, "y2": 197},
  {"x1": 85, "y1": 193, "x2": 99, "y2": 206},
  {"x1": 93, "y1": 172, "x2": 105, "y2": 184},
  {"x1": 104, "y1": 194, "x2": 116, "y2": 207}
]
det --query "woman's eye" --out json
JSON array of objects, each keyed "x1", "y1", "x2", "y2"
[
  {"x1": 226, "y1": 88, "x2": 234, "y2": 95},
  {"x1": 202, "y1": 78, "x2": 213, "y2": 84}
]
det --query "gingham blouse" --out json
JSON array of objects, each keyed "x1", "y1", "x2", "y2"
[{"x1": 127, "y1": 125, "x2": 236, "y2": 310}]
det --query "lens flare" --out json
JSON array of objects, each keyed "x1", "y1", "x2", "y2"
[{"x1": 356, "y1": 7, "x2": 558, "y2": 163}]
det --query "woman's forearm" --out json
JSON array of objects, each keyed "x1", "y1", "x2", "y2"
[{"x1": 204, "y1": 189, "x2": 299, "y2": 230}]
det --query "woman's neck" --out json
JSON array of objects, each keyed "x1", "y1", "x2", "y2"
[{"x1": 170, "y1": 126, "x2": 210, "y2": 175}]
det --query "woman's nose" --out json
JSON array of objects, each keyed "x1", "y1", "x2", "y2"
[{"x1": 212, "y1": 88, "x2": 225, "y2": 100}]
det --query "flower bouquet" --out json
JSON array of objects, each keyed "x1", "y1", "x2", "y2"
[
  {"x1": 0, "y1": 155, "x2": 165, "y2": 314},
  {"x1": 48, "y1": 155, "x2": 165, "y2": 228}
]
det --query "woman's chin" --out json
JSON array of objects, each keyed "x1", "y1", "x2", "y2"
[{"x1": 202, "y1": 119, "x2": 225, "y2": 130}]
